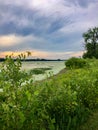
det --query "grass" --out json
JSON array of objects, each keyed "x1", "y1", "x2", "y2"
[
  {"x1": 36, "y1": 59, "x2": 98, "y2": 130},
  {"x1": 45, "y1": 59, "x2": 98, "y2": 130},
  {"x1": 80, "y1": 109, "x2": 98, "y2": 130}
]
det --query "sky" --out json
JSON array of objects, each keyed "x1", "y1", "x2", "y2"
[{"x1": 0, "y1": 0, "x2": 98, "y2": 59}]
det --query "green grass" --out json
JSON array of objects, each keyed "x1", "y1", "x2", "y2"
[{"x1": 80, "y1": 109, "x2": 98, "y2": 130}]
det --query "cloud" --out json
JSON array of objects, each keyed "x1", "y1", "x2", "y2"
[
  {"x1": 0, "y1": 0, "x2": 78, "y2": 36},
  {"x1": 0, "y1": 0, "x2": 98, "y2": 37},
  {"x1": 0, "y1": 34, "x2": 49, "y2": 51},
  {"x1": 0, "y1": 35, "x2": 24, "y2": 47},
  {"x1": 0, "y1": 0, "x2": 98, "y2": 59}
]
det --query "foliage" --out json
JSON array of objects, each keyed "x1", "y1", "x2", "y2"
[
  {"x1": 79, "y1": 109, "x2": 98, "y2": 130},
  {"x1": 29, "y1": 67, "x2": 52, "y2": 75},
  {"x1": 83, "y1": 27, "x2": 98, "y2": 58},
  {"x1": 65, "y1": 57, "x2": 88, "y2": 69},
  {"x1": 0, "y1": 55, "x2": 98, "y2": 130},
  {"x1": 0, "y1": 52, "x2": 33, "y2": 130}
]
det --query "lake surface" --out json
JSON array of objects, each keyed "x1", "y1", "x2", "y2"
[
  {"x1": 0, "y1": 61, "x2": 65, "y2": 81},
  {"x1": 22, "y1": 61, "x2": 65, "y2": 81}
]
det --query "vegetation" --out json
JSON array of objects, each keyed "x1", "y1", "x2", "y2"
[
  {"x1": 0, "y1": 53, "x2": 98, "y2": 130},
  {"x1": 65, "y1": 57, "x2": 88, "y2": 69},
  {"x1": 83, "y1": 27, "x2": 98, "y2": 58},
  {"x1": 29, "y1": 68, "x2": 52, "y2": 75},
  {"x1": 80, "y1": 109, "x2": 98, "y2": 130}
]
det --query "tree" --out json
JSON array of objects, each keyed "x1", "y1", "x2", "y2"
[{"x1": 83, "y1": 27, "x2": 98, "y2": 58}]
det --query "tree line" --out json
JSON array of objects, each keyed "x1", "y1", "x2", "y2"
[{"x1": 0, "y1": 58, "x2": 63, "y2": 62}]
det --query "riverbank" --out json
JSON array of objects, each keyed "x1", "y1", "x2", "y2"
[{"x1": 1, "y1": 58, "x2": 98, "y2": 130}]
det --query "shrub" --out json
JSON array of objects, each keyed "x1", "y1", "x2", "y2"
[{"x1": 65, "y1": 57, "x2": 88, "y2": 69}]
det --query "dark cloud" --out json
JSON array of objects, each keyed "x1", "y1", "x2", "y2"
[
  {"x1": 0, "y1": 0, "x2": 98, "y2": 58},
  {"x1": 47, "y1": 16, "x2": 72, "y2": 33},
  {"x1": 0, "y1": 3, "x2": 39, "y2": 36},
  {"x1": 0, "y1": 1, "x2": 74, "y2": 37},
  {"x1": 66, "y1": 0, "x2": 97, "y2": 7}
]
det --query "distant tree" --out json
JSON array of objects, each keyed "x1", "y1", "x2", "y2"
[{"x1": 83, "y1": 27, "x2": 98, "y2": 58}]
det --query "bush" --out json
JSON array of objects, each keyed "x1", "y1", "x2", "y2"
[{"x1": 65, "y1": 57, "x2": 88, "y2": 69}]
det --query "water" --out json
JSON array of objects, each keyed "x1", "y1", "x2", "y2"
[
  {"x1": 0, "y1": 61, "x2": 65, "y2": 92},
  {"x1": 22, "y1": 61, "x2": 65, "y2": 81},
  {"x1": 0, "y1": 61, "x2": 65, "y2": 81}
]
